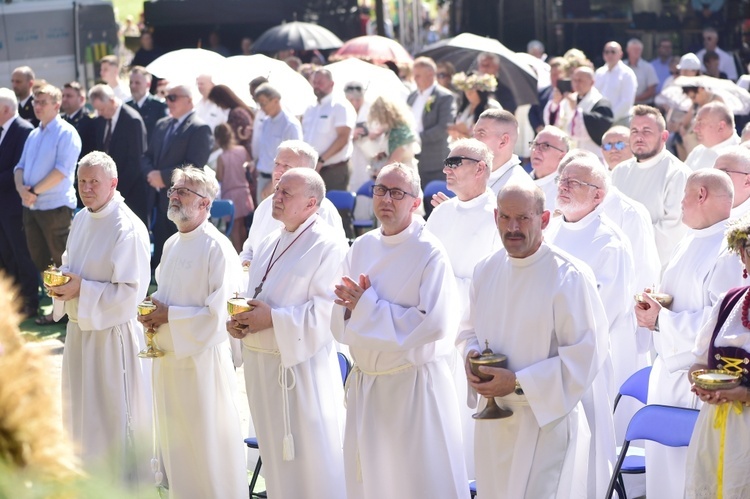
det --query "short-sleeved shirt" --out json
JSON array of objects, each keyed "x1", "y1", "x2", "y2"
[
  {"x1": 302, "y1": 93, "x2": 356, "y2": 165},
  {"x1": 627, "y1": 58, "x2": 660, "y2": 104},
  {"x1": 14, "y1": 115, "x2": 81, "y2": 210},
  {"x1": 256, "y1": 109, "x2": 303, "y2": 174}
]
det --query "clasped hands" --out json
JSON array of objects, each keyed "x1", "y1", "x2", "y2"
[
  {"x1": 225, "y1": 300, "x2": 272, "y2": 339},
  {"x1": 464, "y1": 350, "x2": 517, "y2": 398},
  {"x1": 334, "y1": 274, "x2": 371, "y2": 320}
]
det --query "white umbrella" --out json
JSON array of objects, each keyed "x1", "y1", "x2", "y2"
[
  {"x1": 146, "y1": 48, "x2": 227, "y2": 85},
  {"x1": 669, "y1": 75, "x2": 750, "y2": 114},
  {"x1": 325, "y1": 58, "x2": 409, "y2": 102},
  {"x1": 219, "y1": 55, "x2": 316, "y2": 116}
]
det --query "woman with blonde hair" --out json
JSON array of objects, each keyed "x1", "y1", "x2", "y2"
[{"x1": 367, "y1": 95, "x2": 421, "y2": 175}]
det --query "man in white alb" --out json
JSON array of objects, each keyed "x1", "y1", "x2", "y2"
[
  {"x1": 595, "y1": 41, "x2": 637, "y2": 125},
  {"x1": 425, "y1": 138, "x2": 500, "y2": 478},
  {"x1": 239, "y1": 140, "x2": 344, "y2": 266},
  {"x1": 473, "y1": 109, "x2": 531, "y2": 195},
  {"x1": 332, "y1": 163, "x2": 469, "y2": 499},
  {"x1": 229, "y1": 168, "x2": 347, "y2": 499},
  {"x1": 49, "y1": 151, "x2": 152, "y2": 491},
  {"x1": 529, "y1": 125, "x2": 570, "y2": 210},
  {"x1": 685, "y1": 102, "x2": 741, "y2": 171},
  {"x1": 634, "y1": 169, "x2": 742, "y2": 499},
  {"x1": 138, "y1": 166, "x2": 247, "y2": 498},
  {"x1": 715, "y1": 147, "x2": 750, "y2": 220},
  {"x1": 611, "y1": 105, "x2": 691, "y2": 269},
  {"x1": 459, "y1": 181, "x2": 607, "y2": 498}
]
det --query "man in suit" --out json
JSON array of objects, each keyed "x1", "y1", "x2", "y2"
[
  {"x1": 89, "y1": 84, "x2": 149, "y2": 225},
  {"x1": 126, "y1": 66, "x2": 167, "y2": 141},
  {"x1": 142, "y1": 83, "x2": 212, "y2": 268},
  {"x1": 61, "y1": 82, "x2": 96, "y2": 158},
  {"x1": 11, "y1": 66, "x2": 38, "y2": 127},
  {"x1": 408, "y1": 57, "x2": 457, "y2": 189},
  {"x1": 0, "y1": 88, "x2": 38, "y2": 317}
]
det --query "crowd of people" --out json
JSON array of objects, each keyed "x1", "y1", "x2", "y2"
[{"x1": 2, "y1": 23, "x2": 750, "y2": 498}]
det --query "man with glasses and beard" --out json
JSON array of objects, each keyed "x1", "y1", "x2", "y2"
[
  {"x1": 332, "y1": 163, "x2": 468, "y2": 499},
  {"x1": 612, "y1": 105, "x2": 692, "y2": 269},
  {"x1": 142, "y1": 83, "x2": 212, "y2": 269},
  {"x1": 137, "y1": 166, "x2": 246, "y2": 498}
]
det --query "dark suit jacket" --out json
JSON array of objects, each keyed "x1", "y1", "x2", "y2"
[
  {"x1": 0, "y1": 117, "x2": 33, "y2": 209},
  {"x1": 94, "y1": 105, "x2": 147, "y2": 208},
  {"x1": 64, "y1": 109, "x2": 97, "y2": 158},
  {"x1": 528, "y1": 85, "x2": 553, "y2": 133},
  {"x1": 126, "y1": 95, "x2": 167, "y2": 141},
  {"x1": 407, "y1": 85, "x2": 456, "y2": 175},
  {"x1": 18, "y1": 96, "x2": 39, "y2": 127},
  {"x1": 582, "y1": 98, "x2": 614, "y2": 146}
]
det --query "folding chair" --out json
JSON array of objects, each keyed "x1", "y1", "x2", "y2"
[
  {"x1": 326, "y1": 190, "x2": 356, "y2": 240},
  {"x1": 245, "y1": 351, "x2": 353, "y2": 497},
  {"x1": 605, "y1": 404, "x2": 700, "y2": 499},
  {"x1": 210, "y1": 199, "x2": 235, "y2": 236}
]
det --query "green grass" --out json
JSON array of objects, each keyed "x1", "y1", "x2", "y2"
[
  {"x1": 20, "y1": 296, "x2": 66, "y2": 342},
  {"x1": 112, "y1": 0, "x2": 144, "y2": 25}
]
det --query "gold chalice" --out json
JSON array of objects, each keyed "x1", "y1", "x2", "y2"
[
  {"x1": 43, "y1": 265, "x2": 71, "y2": 297},
  {"x1": 469, "y1": 341, "x2": 513, "y2": 420},
  {"x1": 137, "y1": 299, "x2": 164, "y2": 358},
  {"x1": 227, "y1": 292, "x2": 253, "y2": 331},
  {"x1": 634, "y1": 292, "x2": 674, "y2": 309}
]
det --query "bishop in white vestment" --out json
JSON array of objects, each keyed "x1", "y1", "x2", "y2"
[
  {"x1": 635, "y1": 169, "x2": 743, "y2": 499},
  {"x1": 332, "y1": 163, "x2": 468, "y2": 499},
  {"x1": 230, "y1": 169, "x2": 347, "y2": 498},
  {"x1": 51, "y1": 152, "x2": 152, "y2": 491},
  {"x1": 459, "y1": 182, "x2": 607, "y2": 498},
  {"x1": 140, "y1": 166, "x2": 247, "y2": 499}
]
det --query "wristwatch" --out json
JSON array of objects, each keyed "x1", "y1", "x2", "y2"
[{"x1": 514, "y1": 377, "x2": 524, "y2": 395}]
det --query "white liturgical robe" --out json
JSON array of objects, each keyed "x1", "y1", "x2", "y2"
[
  {"x1": 547, "y1": 209, "x2": 635, "y2": 498},
  {"x1": 458, "y1": 242, "x2": 608, "y2": 498},
  {"x1": 731, "y1": 195, "x2": 750, "y2": 221},
  {"x1": 646, "y1": 218, "x2": 743, "y2": 499},
  {"x1": 239, "y1": 194, "x2": 344, "y2": 263},
  {"x1": 611, "y1": 148, "x2": 691, "y2": 268},
  {"x1": 488, "y1": 155, "x2": 532, "y2": 196},
  {"x1": 331, "y1": 220, "x2": 469, "y2": 499},
  {"x1": 532, "y1": 172, "x2": 558, "y2": 211},
  {"x1": 242, "y1": 215, "x2": 347, "y2": 498},
  {"x1": 151, "y1": 220, "x2": 247, "y2": 499},
  {"x1": 54, "y1": 192, "x2": 152, "y2": 490},
  {"x1": 425, "y1": 189, "x2": 502, "y2": 478},
  {"x1": 684, "y1": 134, "x2": 741, "y2": 171}
]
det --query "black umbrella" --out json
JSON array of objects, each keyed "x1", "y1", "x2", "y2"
[
  {"x1": 252, "y1": 21, "x2": 344, "y2": 54},
  {"x1": 417, "y1": 33, "x2": 539, "y2": 109}
]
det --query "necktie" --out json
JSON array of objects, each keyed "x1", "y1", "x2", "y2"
[
  {"x1": 103, "y1": 119, "x2": 112, "y2": 153},
  {"x1": 160, "y1": 119, "x2": 177, "y2": 161}
]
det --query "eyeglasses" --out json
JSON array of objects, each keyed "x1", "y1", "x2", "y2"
[
  {"x1": 32, "y1": 99, "x2": 51, "y2": 107},
  {"x1": 167, "y1": 186, "x2": 207, "y2": 198},
  {"x1": 165, "y1": 94, "x2": 187, "y2": 102},
  {"x1": 371, "y1": 184, "x2": 416, "y2": 200},
  {"x1": 602, "y1": 141, "x2": 627, "y2": 152},
  {"x1": 555, "y1": 176, "x2": 600, "y2": 190},
  {"x1": 529, "y1": 141, "x2": 566, "y2": 153},
  {"x1": 344, "y1": 85, "x2": 363, "y2": 92},
  {"x1": 443, "y1": 156, "x2": 481, "y2": 169},
  {"x1": 719, "y1": 169, "x2": 750, "y2": 177}
]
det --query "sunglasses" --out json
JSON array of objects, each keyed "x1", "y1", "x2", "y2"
[
  {"x1": 345, "y1": 85, "x2": 363, "y2": 92},
  {"x1": 602, "y1": 141, "x2": 627, "y2": 152},
  {"x1": 165, "y1": 94, "x2": 187, "y2": 102},
  {"x1": 443, "y1": 156, "x2": 481, "y2": 169}
]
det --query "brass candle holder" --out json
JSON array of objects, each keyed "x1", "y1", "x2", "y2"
[
  {"x1": 137, "y1": 299, "x2": 164, "y2": 358},
  {"x1": 469, "y1": 341, "x2": 513, "y2": 420}
]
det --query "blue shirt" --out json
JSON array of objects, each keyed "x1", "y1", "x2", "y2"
[
  {"x1": 651, "y1": 58, "x2": 673, "y2": 93},
  {"x1": 14, "y1": 115, "x2": 81, "y2": 210},
  {"x1": 256, "y1": 109, "x2": 302, "y2": 174}
]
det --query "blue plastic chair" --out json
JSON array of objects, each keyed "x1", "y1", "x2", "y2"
[
  {"x1": 245, "y1": 351, "x2": 353, "y2": 497},
  {"x1": 469, "y1": 480, "x2": 477, "y2": 498},
  {"x1": 210, "y1": 199, "x2": 235, "y2": 236},
  {"x1": 614, "y1": 365, "x2": 652, "y2": 412},
  {"x1": 353, "y1": 180, "x2": 375, "y2": 233},
  {"x1": 605, "y1": 404, "x2": 700, "y2": 499},
  {"x1": 423, "y1": 180, "x2": 455, "y2": 200},
  {"x1": 326, "y1": 190, "x2": 357, "y2": 240}
]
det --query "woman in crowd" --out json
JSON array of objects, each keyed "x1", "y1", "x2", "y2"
[
  {"x1": 366, "y1": 94, "x2": 421, "y2": 176},
  {"x1": 447, "y1": 72, "x2": 500, "y2": 141},
  {"x1": 207, "y1": 85, "x2": 255, "y2": 154},
  {"x1": 214, "y1": 123, "x2": 253, "y2": 252},
  {"x1": 686, "y1": 214, "x2": 750, "y2": 498}
]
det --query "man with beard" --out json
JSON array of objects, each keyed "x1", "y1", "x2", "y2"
[
  {"x1": 634, "y1": 169, "x2": 741, "y2": 498},
  {"x1": 238, "y1": 140, "x2": 344, "y2": 266},
  {"x1": 137, "y1": 166, "x2": 247, "y2": 498},
  {"x1": 612, "y1": 105, "x2": 691, "y2": 269},
  {"x1": 458, "y1": 181, "x2": 607, "y2": 497},
  {"x1": 303, "y1": 69, "x2": 356, "y2": 191},
  {"x1": 332, "y1": 163, "x2": 468, "y2": 499}
]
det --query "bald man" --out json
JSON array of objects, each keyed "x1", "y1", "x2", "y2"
[
  {"x1": 635, "y1": 169, "x2": 743, "y2": 499},
  {"x1": 528, "y1": 125, "x2": 569, "y2": 211},
  {"x1": 685, "y1": 102, "x2": 741, "y2": 171},
  {"x1": 601, "y1": 126, "x2": 634, "y2": 170},
  {"x1": 595, "y1": 41, "x2": 637, "y2": 125},
  {"x1": 714, "y1": 146, "x2": 750, "y2": 219}
]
